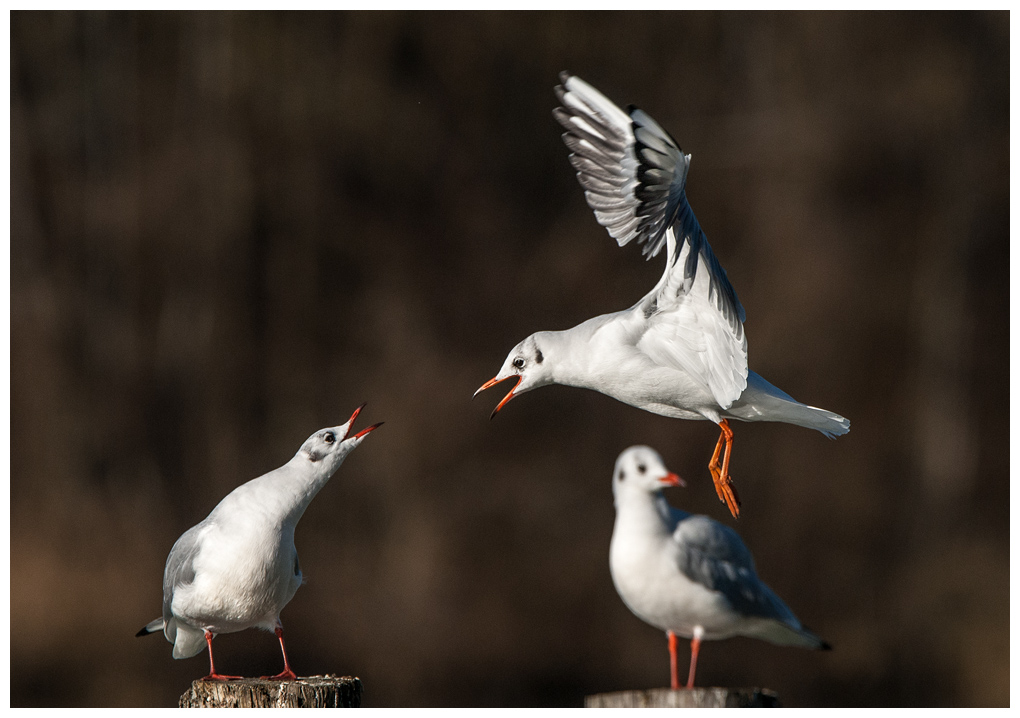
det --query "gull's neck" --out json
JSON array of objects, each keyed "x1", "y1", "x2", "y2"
[
  {"x1": 613, "y1": 490, "x2": 677, "y2": 540},
  {"x1": 280, "y1": 454, "x2": 343, "y2": 525},
  {"x1": 539, "y1": 315, "x2": 618, "y2": 389},
  {"x1": 232, "y1": 454, "x2": 344, "y2": 528}
]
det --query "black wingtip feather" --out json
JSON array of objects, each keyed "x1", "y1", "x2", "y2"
[{"x1": 135, "y1": 626, "x2": 154, "y2": 637}]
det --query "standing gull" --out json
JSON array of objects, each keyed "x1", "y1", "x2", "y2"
[
  {"x1": 136, "y1": 404, "x2": 382, "y2": 680},
  {"x1": 475, "y1": 73, "x2": 849, "y2": 517},
  {"x1": 609, "y1": 445, "x2": 829, "y2": 689}
]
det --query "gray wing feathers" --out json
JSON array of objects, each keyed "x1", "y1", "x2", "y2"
[
  {"x1": 637, "y1": 235, "x2": 748, "y2": 408},
  {"x1": 553, "y1": 77, "x2": 644, "y2": 251},
  {"x1": 673, "y1": 515, "x2": 797, "y2": 625},
  {"x1": 162, "y1": 522, "x2": 205, "y2": 628},
  {"x1": 160, "y1": 523, "x2": 214, "y2": 658},
  {"x1": 554, "y1": 74, "x2": 746, "y2": 318},
  {"x1": 671, "y1": 200, "x2": 746, "y2": 328}
]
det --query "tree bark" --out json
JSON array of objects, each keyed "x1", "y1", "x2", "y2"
[
  {"x1": 179, "y1": 675, "x2": 362, "y2": 708},
  {"x1": 585, "y1": 687, "x2": 780, "y2": 708}
]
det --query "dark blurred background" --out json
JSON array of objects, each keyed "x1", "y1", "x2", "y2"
[{"x1": 10, "y1": 10, "x2": 1008, "y2": 708}]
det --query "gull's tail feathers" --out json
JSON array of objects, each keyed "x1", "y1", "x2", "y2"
[
  {"x1": 171, "y1": 620, "x2": 208, "y2": 659},
  {"x1": 135, "y1": 618, "x2": 165, "y2": 637},
  {"x1": 751, "y1": 618, "x2": 832, "y2": 650},
  {"x1": 728, "y1": 371, "x2": 849, "y2": 438}
]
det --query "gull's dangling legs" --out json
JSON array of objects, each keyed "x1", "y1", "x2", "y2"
[
  {"x1": 261, "y1": 622, "x2": 297, "y2": 681},
  {"x1": 708, "y1": 420, "x2": 741, "y2": 518},
  {"x1": 201, "y1": 630, "x2": 242, "y2": 681}
]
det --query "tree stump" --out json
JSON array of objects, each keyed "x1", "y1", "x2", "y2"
[
  {"x1": 179, "y1": 675, "x2": 362, "y2": 708},
  {"x1": 585, "y1": 687, "x2": 780, "y2": 708}
]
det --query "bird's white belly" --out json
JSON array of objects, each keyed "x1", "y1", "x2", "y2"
[
  {"x1": 610, "y1": 534, "x2": 743, "y2": 640},
  {"x1": 173, "y1": 525, "x2": 301, "y2": 635},
  {"x1": 591, "y1": 362, "x2": 716, "y2": 421}
]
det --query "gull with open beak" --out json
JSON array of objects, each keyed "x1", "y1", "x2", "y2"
[
  {"x1": 476, "y1": 73, "x2": 849, "y2": 517},
  {"x1": 136, "y1": 404, "x2": 382, "y2": 681}
]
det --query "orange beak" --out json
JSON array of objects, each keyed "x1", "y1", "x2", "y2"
[
  {"x1": 474, "y1": 375, "x2": 522, "y2": 420},
  {"x1": 659, "y1": 472, "x2": 686, "y2": 488},
  {"x1": 343, "y1": 403, "x2": 384, "y2": 440}
]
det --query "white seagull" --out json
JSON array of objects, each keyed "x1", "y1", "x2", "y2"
[
  {"x1": 609, "y1": 445, "x2": 829, "y2": 689},
  {"x1": 476, "y1": 73, "x2": 849, "y2": 517},
  {"x1": 136, "y1": 404, "x2": 382, "y2": 681}
]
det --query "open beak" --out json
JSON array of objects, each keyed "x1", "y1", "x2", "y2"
[
  {"x1": 343, "y1": 403, "x2": 384, "y2": 440},
  {"x1": 659, "y1": 472, "x2": 686, "y2": 488},
  {"x1": 473, "y1": 375, "x2": 522, "y2": 420}
]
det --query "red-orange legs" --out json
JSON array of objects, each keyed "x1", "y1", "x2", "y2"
[
  {"x1": 668, "y1": 631, "x2": 680, "y2": 689},
  {"x1": 260, "y1": 624, "x2": 298, "y2": 681},
  {"x1": 708, "y1": 419, "x2": 741, "y2": 518},
  {"x1": 669, "y1": 629, "x2": 704, "y2": 690},
  {"x1": 201, "y1": 630, "x2": 242, "y2": 681},
  {"x1": 686, "y1": 629, "x2": 703, "y2": 689}
]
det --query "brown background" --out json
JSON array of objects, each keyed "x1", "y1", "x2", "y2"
[{"x1": 11, "y1": 11, "x2": 1008, "y2": 708}]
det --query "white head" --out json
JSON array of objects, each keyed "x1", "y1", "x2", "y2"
[
  {"x1": 474, "y1": 333, "x2": 556, "y2": 418},
  {"x1": 297, "y1": 403, "x2": 382, "y2": 474},
  {"x1": 611, "y1": 445, "x2": 685, "y2": 505}
]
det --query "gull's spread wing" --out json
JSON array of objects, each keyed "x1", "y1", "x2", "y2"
[{"x1": 554, "y1": 73, "x2": 748, "y2": 408}]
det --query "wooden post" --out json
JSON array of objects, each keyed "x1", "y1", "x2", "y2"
[
  {"x1": 179, "y1": 675, "x2": 363, "y2": 708},
  {"x1": 585, "y1": 687, "x2": 780, "y2": 708}
]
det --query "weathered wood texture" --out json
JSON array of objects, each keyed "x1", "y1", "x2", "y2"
[
  {"x1": 585, "y1": 687, "x2": 780, "y2": 708},
  {"x1": 179, "y1": 675, "x2": 362, "y2": 708}
]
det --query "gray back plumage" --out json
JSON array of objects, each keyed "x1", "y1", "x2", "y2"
[{"x1": 669, "y1": 512, "x2": 798, "y2": 625}]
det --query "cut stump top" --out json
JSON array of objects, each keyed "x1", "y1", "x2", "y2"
[
  {"x1": 585, "y1": 687, "x2": 781, "y2": 708},
  {"x1": 179, "y1": 674, "x2": 362, "y2": 708}
]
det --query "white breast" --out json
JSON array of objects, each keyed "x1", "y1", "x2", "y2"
[
  {"x1": 609, "y1": 527, "x2": 744, "y2": 640},
  {"x1": 173, "y1": 514, "x2": 300, "y2": 634}
]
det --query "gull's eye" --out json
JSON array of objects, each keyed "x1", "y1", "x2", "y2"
[
  {"x1": 637, "y1": 464, "x2": 646, "y2": 474},
  {"x1": 324, "y1": 432, "x2": 336, "y2": 444},
  {"x1": 513, "y1": 357, "x2": 525, "y2": 370}
]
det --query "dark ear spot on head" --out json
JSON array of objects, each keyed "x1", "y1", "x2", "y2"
[
  {"x1": 535, "y1": 348, "x2": 544, "y2": 364},
  {"x1": 304, "y1": 446, "x2": 327, "y2": 463},
  {"x1": 617, "y1": 469, "x2": 625, "y2": 482}
]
